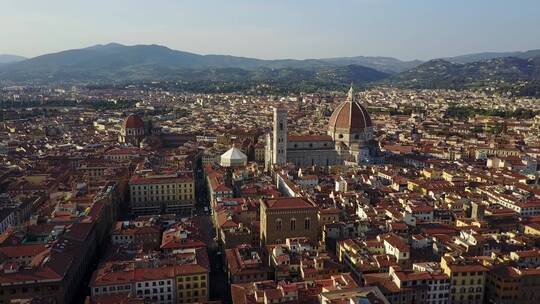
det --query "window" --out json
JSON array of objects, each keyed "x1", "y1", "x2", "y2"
[
  {"x1": 276, "y1": 219, "x2": 282, "y2": 231},
  {"x1": 290, "y1": 218, "x2": 296, "y2": 230},
  {"x1": 338, "y1": 134, "x2": 343, "y2": 139},
  {"x1": 279, "y1": 123, "x2": 283, "y2": 130},
  {"x1": 304, "y1": 218, "x2": 311, "y2": 230}
]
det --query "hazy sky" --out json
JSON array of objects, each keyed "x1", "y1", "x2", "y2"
[{"x1": 1, "y1": 0, "x2": 540, "y2": 61}]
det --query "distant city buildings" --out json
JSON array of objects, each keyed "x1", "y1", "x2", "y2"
[{"x1": 0, "y1": 83, "x2": 540, "y2": 304}]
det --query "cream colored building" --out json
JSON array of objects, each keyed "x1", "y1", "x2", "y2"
[{"x1": 129, "y1": 173, "x2": 195, "y2": 215}]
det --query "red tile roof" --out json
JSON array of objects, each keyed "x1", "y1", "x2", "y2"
[{"x1": 263, "y1": 197, "x2": 316, "y2": 210}]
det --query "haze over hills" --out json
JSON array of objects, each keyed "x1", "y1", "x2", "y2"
[
  {"x1": 0, "y1": 43, "x2": 393, "y2": 87},
  {"x1": 0, "y1": 54, "x2": 26, "y2": 64},
  {"x1": 388, "y1": 56, "x2": 540, "y2": 96},
  {"x1": 0, "y1": 43, "x2": 540, "y2": 95},
  {"x1": 445, "y1": 49, "x2": 540, "y2": 64},
  {"x1": 0, "y1": 43, "x2": 419, "y2": 74}
]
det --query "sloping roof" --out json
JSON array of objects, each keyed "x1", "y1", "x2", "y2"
[{"x1": 221, "y1": 147, "x2": 247, "y2": 161}]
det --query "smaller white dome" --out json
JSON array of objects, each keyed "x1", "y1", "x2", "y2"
[{"x1": 220, "y1": 147, "x2": 247, "y2": 167}]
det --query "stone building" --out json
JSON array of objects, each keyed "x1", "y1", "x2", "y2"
[{"x1": 260, "y1": 197, "x2": 319, "y2": 245}]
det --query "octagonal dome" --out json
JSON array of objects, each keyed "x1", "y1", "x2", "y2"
[
  {"x1": 123, "y1": 114, "x2": 145, "y2": 129},
  {"x1": 328, "y1": 86, "x2": 372, "y2": 132}
]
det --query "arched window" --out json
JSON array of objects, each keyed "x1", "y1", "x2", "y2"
[
  {"x1": 275, "y1": 219, "x2": 282, "y2": 231},
  {"x1": 304, "y1": 218, "x2": 311, "y2": 230},
  {"x1": 354, "y1": 134, "x2": 360, "y2": 140},
  {"x1": 279, "y1": 123, "x2": 283, "y2": 131},
  {"x1": 338, "y1": 134, "x2": 343, "y2": 139},
  {"x1": 290, "y1": 218, "x2": 296, "y2": 230}
]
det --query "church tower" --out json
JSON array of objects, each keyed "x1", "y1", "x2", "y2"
[{"x1": 272, "y1": 107, "x2": 288, "y2": 166}]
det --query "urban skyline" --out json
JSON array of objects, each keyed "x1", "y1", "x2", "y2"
[{"x1": 1, "y1": 2, "x2": 540, "y2": 304}]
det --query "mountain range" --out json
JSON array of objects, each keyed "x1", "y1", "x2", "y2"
[
  {"x1": 387, "y1": 56, "x2": 540, "y2": 96},
  {"x1": 0, "y1": 43, "x2": 540, "y2": 95},
  {"x1": 0, "y1": 43, "x2": 419, "y2": 73},
  {"x1": 445, "y1": 49, "x2": 540, "y2": 64},
  {"x1": 0, "y1": 43, "x2": 402, "y2": 87}
]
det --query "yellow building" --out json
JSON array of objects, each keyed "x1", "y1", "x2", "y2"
[
  {"x1": 129, "y1": 173, "x2": 195, "y2": 215},
  {"x1": 442, "y1": 170, "x2": 464, "y2": 183},
  {"x1": 441, "y1": 256, "x2": 488, "y2": 304},
  {"x1": 176, "y1": 271, "x2": 209, "y2": 303},
  {"x1": 524, "y1": 223, "x2": 540, "y2": 236},
  {"x1": 421, "y1": 168, "x2": 441, "y2": 179},
  {"x1": 407, "y1": 180, "x2": 422, "y2": 192}
]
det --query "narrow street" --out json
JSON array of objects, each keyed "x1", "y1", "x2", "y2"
[{"x1": 195, "y1": 169, "x2": 232, "y2": 303}]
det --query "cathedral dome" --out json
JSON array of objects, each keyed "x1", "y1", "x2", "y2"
[
  {"x1": 123, "y1": 114, "x2": 145, "y2": 129},
  {"x1": 328, "y1": 86, "x2": 372, "y2": 132}
]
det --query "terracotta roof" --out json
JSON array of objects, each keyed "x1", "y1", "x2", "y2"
[
  {"x1": 0, "y1": 244, "x2": 47, "y2": 258},
  {"x1": 264, "y1": 197, "x2": 316, "y2": 210},
  {"x1": 123, "y1": 114, "x2": 144, "y2": 129},
  {"x1": 328, "y1": 91, "x2": 372, "y2": 132}
]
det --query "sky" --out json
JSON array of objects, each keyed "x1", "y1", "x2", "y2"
[{"x1": 1, "y1": 0, "x2": 540, "y2": 61}]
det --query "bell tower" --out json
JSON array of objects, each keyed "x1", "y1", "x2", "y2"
[{"x1": 272, "y1": 107, "x2": 287, "y2": 166}]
